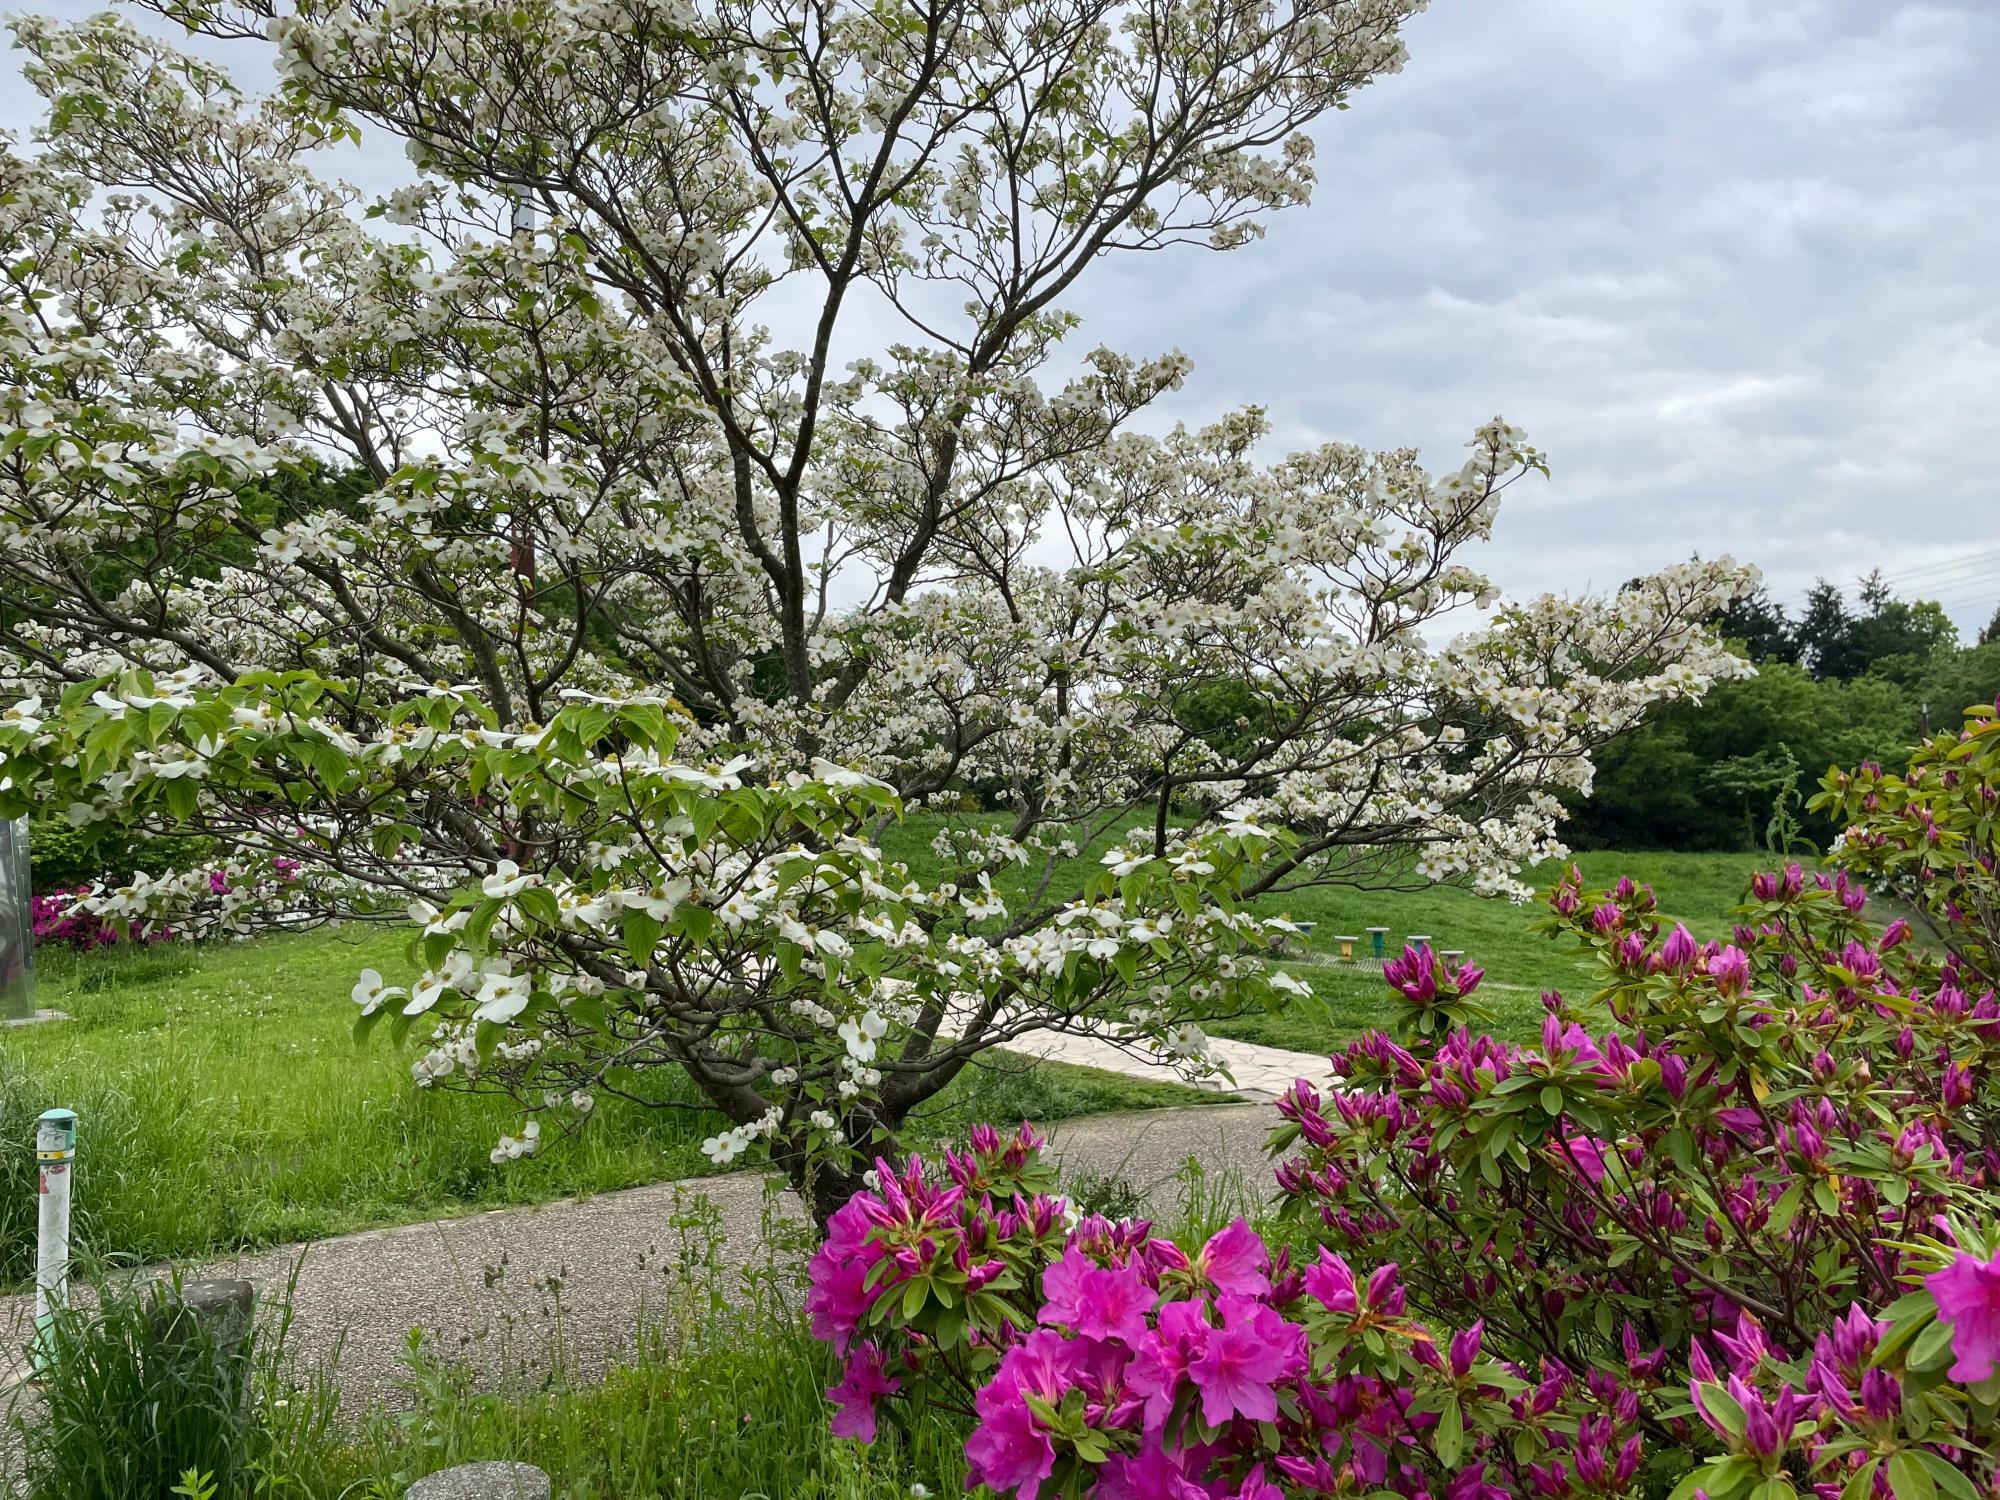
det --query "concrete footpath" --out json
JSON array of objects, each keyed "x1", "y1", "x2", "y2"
[
  {"x1": 997, "y1": 1022, "x2": 1338, "y2": 1101},
  {"x1": 0, "y1": 1104, "x2": 1278, "y2": 1417}
]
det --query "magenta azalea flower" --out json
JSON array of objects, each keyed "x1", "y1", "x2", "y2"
[
  {"x1": 1040, "y1": 1247, "x2": 1156, "y2": 1347},
  {"x1": 1561, "y1": 1134, "x2": 1611, "y2": 1185},
  {"x1": 1228, "y1": 1464, "x2": 1285, "y2": 1500},
  {"x1": 966, "y1": 1329, "x2": 1076, "y2": 1499},
  {"x1": 1097, "y1": 1444, "x2": 1213, "y2": 1500},
  {"x1": 1926, "y1": 1249, "x2": 2000, "y2": 1382},
  {"x1": 825, "y1": 1342, "x2": 899, "y2": 1441},
  {"x1": 1304, "y1": 1248, "x2": 1359, "y2": 1314},
  {"x1": 1189, "y1": 1296, "x2": 1299, "y2": 1426},
  {"x1": 1127, "y1": 1298, "x2": 1212, "y2": 1431},
  {"x1": 1194, "y1": 1219, "x2": 1271, "y2": 1298},
  {"x1": 805, "y1": 1198, "x2": 888, "y2": 1355}
]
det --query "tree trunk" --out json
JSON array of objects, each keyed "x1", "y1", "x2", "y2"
[{"x1": 770, "y1": 1111, "x2": 906, "y2": 1237}]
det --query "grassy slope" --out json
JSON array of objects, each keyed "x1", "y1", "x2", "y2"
[
  {"x1": 876, "y1": 816, "x2": 1770, "y2": 1053},
  {"x1": 1206, "y1": 849, "x2": 1771, "y2": 1052},
  {"x1": 0, "y1": 924, "x2": 1209, "y2": 1282}
]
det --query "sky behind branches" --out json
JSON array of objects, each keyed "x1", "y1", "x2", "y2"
[{"x1": 7, "y1": 0, "x2": 1996, "y2": 634}]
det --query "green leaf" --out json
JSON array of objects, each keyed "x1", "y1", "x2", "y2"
[
  {"x1": 1913, "y1": 1452, "x2": 1980, "y2": 1500},
  {"x1": 160, "y1": 777, "x2": 200, "y2": 823},
  {"x1": 1890, "y1": 1451, "x2": 1938, "y2": 1500},
  {"x1": 294, "y1": 736, "x2": 349, "y2": 787},
  {"x1": 1907, "y1": 1317, "x2": 1958, "y2": 1375},
  {"x1": 1767, "y1": 1182, "x2": 1804, "y2": 1236},
  {"x1": 1435, "y1": 1395, "x2": 1464, "y2": 1467},
  {"x1": 464, "y1": 897, "x2": 504, "y2": 953},
  {"x1": 1694, "y1": 1381, "x2": 1747, "y2": 1439},
  {"x1": 677, "y1": 904, "x2": 716, "y2": 945},
  {"x1": 623, "y1": 910, "x2": 664, "y2": 967},
  {"x1": 516, "y1": 885, "x2": 562, "y2": 929}
]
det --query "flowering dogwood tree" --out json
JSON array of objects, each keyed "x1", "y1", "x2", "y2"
[{"x1": 0, "y1": 0, "x2": 1752, "y2": 1218}]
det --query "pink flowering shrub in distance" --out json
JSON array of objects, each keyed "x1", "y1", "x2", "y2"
[
  {"x1": 31, "y1": 888, "x2": 157, "y2": 950},
  {"x1": 811, "y1": 749, "x2": 2000, "y2": 1499},
  {"x1": 29, "y1": 857, "x2": 303, "y2": 950}
]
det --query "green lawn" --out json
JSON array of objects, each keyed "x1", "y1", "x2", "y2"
[
  {"x1": 877, "y1": 818, "x2": 1773, "y2": 1053},
  {"x1": 0, "y1": 833, "x2": 1774, "y2": 1284},
  {"x1": 0, "y1": 925, "x2": 1210, "y2": 1286},
  {"x1": 1202, "y1": 848, "x2": 1774, "y2": 1053}
]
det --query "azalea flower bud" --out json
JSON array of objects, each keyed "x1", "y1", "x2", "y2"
[
  {"x1": 1449, "y1": 1319, "x2": 1484, "y2": 1377},
  {"x1": 1707, "y1": 946, "x2": 1751, "y2": 999},
  {"x1": 1659, "y1": 923, "x2": 1696, "y2": 972},
  {"x1": 1659, "y1": 1053, "x2": 1689, "y2": 1099},
  {"x1": 1943, "y1": 1062, "x2": 1976, "y2": 1110},
  {"x1": 1859, "y1": 1367, "x2": 1901, "y2": 1423}
]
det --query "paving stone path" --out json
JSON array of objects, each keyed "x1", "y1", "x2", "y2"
[{"x1": 1, "y1": 1103, "x2": 1280, "y2": 1423}]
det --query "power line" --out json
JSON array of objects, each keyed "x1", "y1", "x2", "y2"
[
  {"x1": 1923, "y1": 584, "x2": 1999, "y2": 611},
  {"x1": 1866, "y1": 547, "x2": 2000, "y2": 587},
  {"x1": 1770, "y1": 551, "x2": 2000, "y2": 613}
]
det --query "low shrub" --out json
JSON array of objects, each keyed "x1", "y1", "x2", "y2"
[
  {"x1": 811, "y1": 716, "x2": 2000, "y2": 1500},
  {"x1": 23, "y1": 815, "x2": 212, "y2": 895},
  {"x1": 30, "y1": 857, "x2": 306, "y2": 951}
]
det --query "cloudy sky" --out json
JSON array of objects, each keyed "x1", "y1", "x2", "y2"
[
  {"x1": 1089, "y1": 0, "x2": 2000, "y2": 634},
  {"x1": 6, "y1": 0, "x2": 1996, "y2": 634}
]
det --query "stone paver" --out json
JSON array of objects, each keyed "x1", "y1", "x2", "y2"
[{"x1": 0, "y1": 1104, "x2": 1276, "y2": 1422}]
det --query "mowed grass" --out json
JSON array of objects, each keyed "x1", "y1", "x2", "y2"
[
  {"x1": 0, "y1": 921, "x2": 1212, "y2": 1285},
  {"x1": 1, "y1": 821, "x2": 1773, "y2": 1282},
  {"x1": 1200, "y1": 849, "x2": 1776, "y2": 1053},
  {"x1": 876, "y1": 818, "x2": 1774, "y2": 1054}
]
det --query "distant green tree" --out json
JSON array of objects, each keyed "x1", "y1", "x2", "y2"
[
  {"x1": 1909, "y1": 642, "x2": 2000, "y2": 728},
  {"x1": 1709, "y1": 584, "x2": 1798, "y2": 665},
  {"x1": 1565, "y1": 662, "x2": 1922, "y2": 850},
  {"x1": 1796, "y1": 580, "x2": 1858, "y2": 678}
]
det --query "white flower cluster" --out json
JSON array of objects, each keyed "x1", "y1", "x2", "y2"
[{"x1": 702, "y1": 1107, "x2": 783, "y2": 1166}]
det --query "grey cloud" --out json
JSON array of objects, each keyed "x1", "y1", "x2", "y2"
[
  {"x1": 1086, "y1": 0, "x2": 2000, "y2": 625},
  {"x1": 6, "y1": 0, "x2": 1995, "y2": 625}
]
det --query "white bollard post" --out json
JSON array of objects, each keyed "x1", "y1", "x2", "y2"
[{"x1": 33, "y1": 1107, "x2": 77, "y2": 1375}]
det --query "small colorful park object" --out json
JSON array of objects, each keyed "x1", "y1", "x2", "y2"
[
  {"x1": 1366, "y1": 926, "x2": 1390, "y2": 960},
  {"x1": 1334, "y1": 934, "x2": 1359, "y2": 962}
]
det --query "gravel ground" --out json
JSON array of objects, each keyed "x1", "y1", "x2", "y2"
[{"x1": 1, "y1": 1104, "x2": 1274, "y2": 1430}]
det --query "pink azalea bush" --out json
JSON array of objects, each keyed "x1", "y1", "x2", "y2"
[
  {"x1": 811, "y1": 716, "x2": 2000, "y2": 1499},
  {"x1": 808, "y1": 1122, "x2": 1482, "y2": 1499},
  {"x1": 1811, "y1": 700, "x2": 2000, "y2": 994},
  {"x1": 29, "y1": 858, "x2": 303, "y2": 950},
  {"x1": 31, "y1": 887, "x2": 164, "y2": 950},
  {"x1": 813, "y1": 1119, "x2": 2000, "y2": 1500}
]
